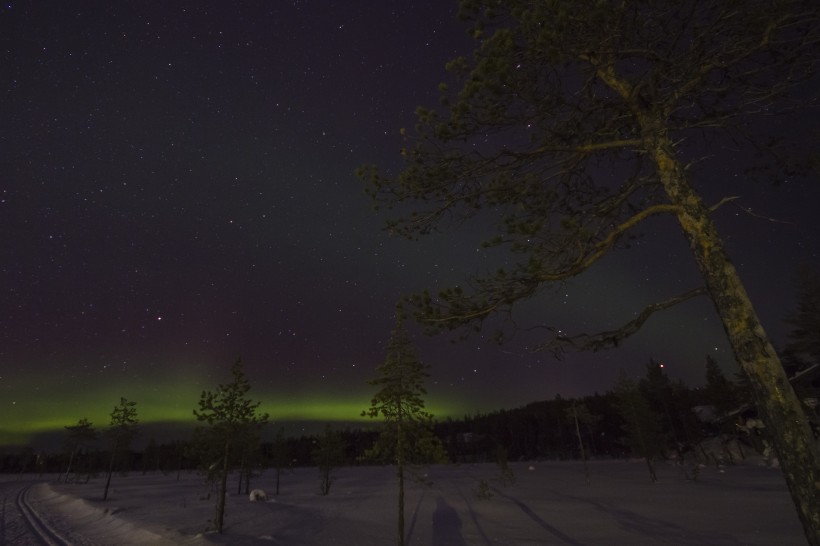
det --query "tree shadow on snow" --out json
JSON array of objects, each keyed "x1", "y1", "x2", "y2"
[
  {"x1": 563, "y1": 494, "x2": 745, "y2": 545},
  {"x1": 515, "y1": 487, "x2": 745, "y2": 546},
  {"x1": 492, "y1": 488, "x2": 586, "y2": 546},
  {"x1": 405, "y1": 490, "x2": 426, "y2": 544},
  {"x1": 432, "y1": 496, "x2": 468, "y2": 546},
  {"x1": 456, "y1": 488, "x2": 492, "y2": 545}
]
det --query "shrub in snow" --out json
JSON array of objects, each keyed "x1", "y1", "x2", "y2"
[
  {"x1": 249, "y1": 489, "x2": 267, "y2": 502},
  {"x1": 475, "y1": 479, "x2": 493, "y2": 500}
]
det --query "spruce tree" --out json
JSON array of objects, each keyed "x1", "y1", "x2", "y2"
[
  {"x1": 639, "y1": 360, "x2": 699, "y2": 456},
  {"x1": 784, "y1": 267, "x2": 820, "y2": 369},
  {"x1": 782, "y1": 268, "x2": 820, "y2": 437},
  {"x1": 613, "y1": 371, "x2": 662, "y2": 482},
  {"x1": 704, "y1": 355, "x2": 739, "y2": 416}
]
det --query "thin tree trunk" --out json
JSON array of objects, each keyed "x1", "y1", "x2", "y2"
[
  {"x1": 237, "y1": 454, "x2": 244, "y2": 495},
  {"x1": 572, "y1": 403, "x2": 590, "y2": 484},
  {"x1": 103, "y1": 453, "x2": 115, "y2": 501},
  {"x1": 629, "y1": 399, "x2": 657, "y2": 483},
  {"x1": 63, "y1": 446, "x2": 77, "y2": 483},
  {"x1": 216, "y1": 442, "x2": 230, "y2": 533},
  {"x1": 649, "y1": 127, "x2": 820, "y2": 545},
  {"x1": 176, "y1": 449, "x2": 182, "y2": 482},
  {"x1": 397, "y1": 461, "x2": 405, "y2": 546},
  {"x1": 397, "y1": 398, "x2": 405, "y2": 546}
]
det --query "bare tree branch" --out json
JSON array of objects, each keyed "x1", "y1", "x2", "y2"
[
  {"x1": 540, "y1": 286, "x2": 708, "y2": 356},
  {"x1": 709, "y1": 195, "x2": 740, "y2": 212},
  {"x1": 731, "y1": 202, "x2": 796, "y2": 225}
]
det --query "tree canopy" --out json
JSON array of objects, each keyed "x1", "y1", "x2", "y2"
[
  {"x1": 361, "y1": 1, "x2": 817, "y2": 346},
  {"x1": 363, "y1": 320, "x2": 445, "y2": 467},
  {"x1": 359, "y1": 1, "x2": 820, "y2": 542}
]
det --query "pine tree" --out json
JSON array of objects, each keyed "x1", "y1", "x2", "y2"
[
  {"x1": 363, "y1": 318, "x2": 447, "y2": 546},
  {"x1": 312, "y1": 424, "x2": 345, "y2": 496},
  {"x1": 193, "y1": 358, "x2": 269, "y2": 533},
  {"x1": 103, "y1": 398, "x2": 138, "y2": 500},
  {"x1": 359, "y1": 2, "x2": 820, "y2": 539},
  {"x1": 62, "y1": 418, "x2": 96, "y2": 483}
]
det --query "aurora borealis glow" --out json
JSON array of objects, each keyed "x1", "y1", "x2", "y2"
[
  {"x1": 2, "y1": 2, "x2": 818, "y2": 448},
  {"x1": 1, "y1": 360, "x2": 463, "y2": 444}
]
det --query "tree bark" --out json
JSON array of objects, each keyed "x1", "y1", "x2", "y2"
[
  {"x1": 649, "y1": 126, "x2": 820, "y2": 545},
  {"x1": 595, "y1": 59, "x2": 820, "y2": 538}
]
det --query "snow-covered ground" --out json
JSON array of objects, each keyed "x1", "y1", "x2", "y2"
[{"x1": 22, "y1": 460, "x2": 807, "y2": 545}]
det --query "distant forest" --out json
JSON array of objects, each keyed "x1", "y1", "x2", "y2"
[
  {"x1": 4, "y1": 268, "x2": 818, "y2": 478},
  {"x1": 1, "y1": 356, "x2": 786, "y2": 476}
]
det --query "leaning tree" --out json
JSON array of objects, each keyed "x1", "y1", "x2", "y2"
[{"x1": 359, "y1": 1, "x2": 820, "y2": 542}]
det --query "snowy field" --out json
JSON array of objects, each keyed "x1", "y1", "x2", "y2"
[{"x1": 19, "y1": 460, "x2": 807, "y2": 545}]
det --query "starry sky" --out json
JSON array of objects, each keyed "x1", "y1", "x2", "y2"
[{"x1": 2, "y1": 1, "x2": 819, "y2": 446}]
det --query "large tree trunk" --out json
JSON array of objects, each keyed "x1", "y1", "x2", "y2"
[{"x1": 650, "y1": 128, "x2": 820, "y2": 545}]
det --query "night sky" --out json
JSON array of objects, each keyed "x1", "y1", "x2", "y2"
[{"x1": 2, "y1": 2, "x2": 819, "y2": 446}]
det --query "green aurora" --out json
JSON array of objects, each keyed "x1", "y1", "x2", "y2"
[{"x1": 0, "y1": 372, "x2": 467, "y2": 447}]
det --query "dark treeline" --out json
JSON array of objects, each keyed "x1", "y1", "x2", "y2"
[
  {"x1": 5, "y1": 267, "x2": 818, "y2": 479},
  {"x1": 436, "y1": 363, "x2": 745, "y2": 464},
  {"x1": 436, "y1": 393, "x2": 625, "y2": 463},
  {"x1": 3, "y1": 356, "x2": 782, "y2": 477},
  {"x1": 0, "y1": 428, "x2": 380, "y2": 476}
]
